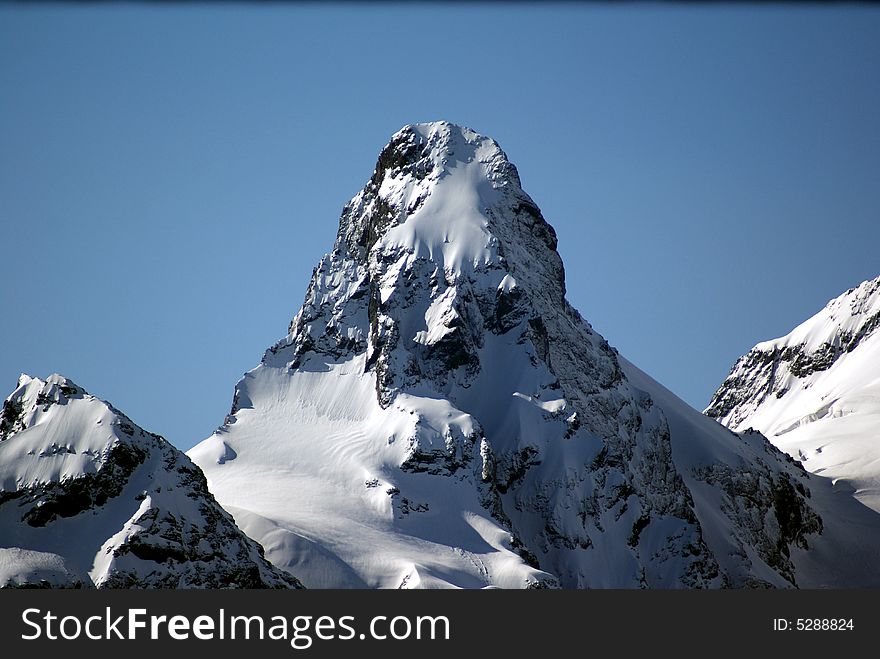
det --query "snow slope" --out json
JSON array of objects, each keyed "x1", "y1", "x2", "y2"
[
  {"x1": 707, "y1": 276, "x2": 880, "y2": 512},
  {"x1": 191, "y1": 122, "x2": 880, "y2": 588},
  {"x1": 0, "y1": 374, "x2": 302, "y2": 588},
  {"x1": 624, "y1": 358, "x2": 880, "y2": 588},
  {"x1": 0, "y1": 548, "x2": 90, "y2": 589}
]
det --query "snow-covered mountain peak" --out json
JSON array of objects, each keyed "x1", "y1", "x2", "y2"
[
  {"x1": 1, "y1": 374, "x2": 124, "y2": 484},
  {"x1": 270, "y1": 122, "x2": 571, "y2": 405},
  {"x1": 10, "y1": 373, "x2": 85, "y2": 411},
  {"x1": 336, "y1": 121, "x2": 560, "y2": 289},
  {"x1": 190, "y1": 125, "x2": 880, "y2": 589}
]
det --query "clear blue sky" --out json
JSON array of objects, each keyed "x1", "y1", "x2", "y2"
[{"x1": 2, "y1": 5, "x2": 879, "y2": 451}]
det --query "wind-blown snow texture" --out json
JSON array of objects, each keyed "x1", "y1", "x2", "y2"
[
  {"x1": 0, "y1": 375, "x2": 302, "y2": 588},
  {"x1": 707, "y1": 276, "x2": 880, "y2": 514},
  {"x1": 190, "y1": 122, "x2": 880, "y2": 588}
]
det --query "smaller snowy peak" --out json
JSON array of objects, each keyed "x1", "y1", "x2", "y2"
[
  {"x1": 0, "y1": 375, "x2": 302, "y2": 589},
  {"x1": 707, "y1": 275, "x2": 880, "y2": 429},
  {"x1": 706, "y1": 276, "x2": 880, "y2": 512},
  {"x1": 0, "y1": 374, "x2": 111, "y2": 483}
]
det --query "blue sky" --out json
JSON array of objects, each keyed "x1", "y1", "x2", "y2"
[{"x1": 2, "y1": 4, "x2": 879, "y2": 451}]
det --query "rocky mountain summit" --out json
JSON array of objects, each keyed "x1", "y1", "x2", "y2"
[{"x1": 190, "y1": 122, "x2": 880, "y2": 588}]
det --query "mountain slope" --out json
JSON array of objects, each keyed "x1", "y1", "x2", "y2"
[
  {"x1": 190, "y1": 122, "x2": 880, "y2": 588},
  {"x1": 707, "y1": 276, "x2": 880, "y2": 513},
  {"x1": 0, "y1": 374, "x2": 302, "y2": 588},
  {"x1": 624, "y1": 358, "x2": 880, "y2": 588}
]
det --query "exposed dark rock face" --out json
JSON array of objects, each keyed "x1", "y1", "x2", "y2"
[{"x1": 693, "y1": 456, "x2": 823, "y2": 586}]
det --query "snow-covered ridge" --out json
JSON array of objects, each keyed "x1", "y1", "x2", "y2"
[
  {"x1": 756, "y1": 276, "x2": 880, "y2": 355},
  {"x1": 191, "y1": 122, "x2": 880, "y2": 588},
  {"x1": 708, "y1": 276, "x2": 880, "y2": 428},
  {"x1": 0, "y1": 374, "x2": 302, "y2": 588},
  {"x1": 707, "y1": 275, "x2": 880, "y2": 512}
]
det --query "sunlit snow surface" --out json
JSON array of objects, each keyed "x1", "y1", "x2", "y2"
[{"x1": 192, "y1": 354, "x2": 550, "y2": 589}]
